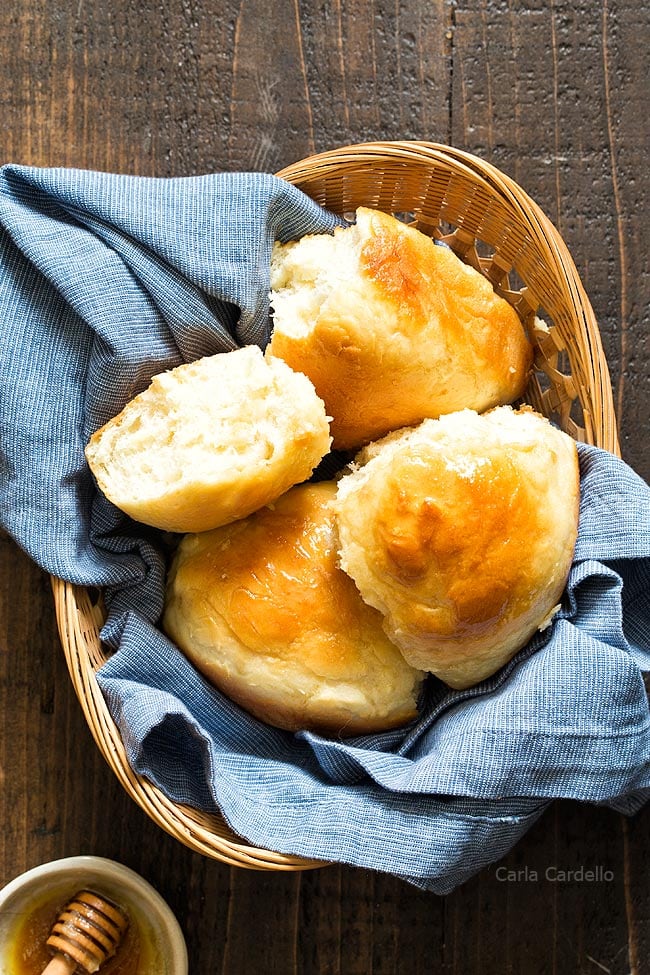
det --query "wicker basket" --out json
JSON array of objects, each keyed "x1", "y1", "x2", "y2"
[{"x1": 51, "y1": 141, "x2": 619, "y2": 871}]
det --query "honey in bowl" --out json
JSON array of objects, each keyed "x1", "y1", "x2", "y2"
[{"x1": 5, "y1": 886, "x2": 163, "y2": 974}]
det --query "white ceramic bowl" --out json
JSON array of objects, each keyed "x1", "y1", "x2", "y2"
[{"x1": 0, "y1": 855, "x2": 188, "y2": 974}]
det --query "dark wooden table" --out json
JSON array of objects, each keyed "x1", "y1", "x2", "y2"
[{"x1": 1, "y1": 2, "x2": 648, "y2": 972}]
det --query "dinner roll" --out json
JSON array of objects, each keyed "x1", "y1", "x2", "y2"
[
  {"x1": 268, "y1": 207, "x2": 533, "y2": 450},
  {"x1": 335, "y1": 406, "x2": 580, "y2": 689},
  {"x1": 163, "y1": 482, "x2": 424, "y2": 736},
  {"x1": 85, "y1": 345, "x2": 331, "y2": 533}
]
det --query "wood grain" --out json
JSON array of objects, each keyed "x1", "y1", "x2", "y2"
[
  {"x1": 0, "y1": 0, "x2": 648, "y2": 973},
  {"x1": 451, "y1": 0, "x2": 650, "y2": 482}
]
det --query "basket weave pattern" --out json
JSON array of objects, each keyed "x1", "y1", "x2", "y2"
[{"x1": 52, "y1": 142, "x2": 619, "y2": 871}]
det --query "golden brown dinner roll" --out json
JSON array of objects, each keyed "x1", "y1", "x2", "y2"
[
  {"x1": 268, "y1": 207, "x2": 533, "y2": 450},
  {"x1": 163, "y1": 482, "x2": 424, "y2": 736},
  {"x1": 335, "y1": 406, "x2": 580, "y2": 689},
  {"x1": 85, "y1": 345, "x2": 331, "y2": 533}
]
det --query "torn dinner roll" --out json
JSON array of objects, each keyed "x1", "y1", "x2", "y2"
[
  {"x1": 268, "y1": 206, "x2": 533, "y2": 450},
  {"x1": 334, "y1": 406, "x2": 580, "y2": 689},
  {"x1": 162, "y1": 481, "x2": 425, "y2": 736},
  {"x1": 85, "y1": 345, "x2": 331, "y2": 533}
]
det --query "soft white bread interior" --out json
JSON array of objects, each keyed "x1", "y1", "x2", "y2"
[
  {"x1": 162, "y1": 481, "x2": 424, "y2": 736},
  {"x1": 85, "y1": 345, "x2": 332, "y2": 534},
  {"x1": 334, "y1": 406, "x2": 580, "y2": 689},
  {"x1": 268, "y1": 207, "x2": 533, "y2": 450}
]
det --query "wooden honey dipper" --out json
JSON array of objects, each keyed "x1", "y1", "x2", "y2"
[{"x1": 40, "y1": 889, "x2": 129, "y2": 974}]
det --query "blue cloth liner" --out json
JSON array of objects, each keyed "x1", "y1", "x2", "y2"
[{"x1": 1, "y1": 164, "x2": 649, "y2": 894}]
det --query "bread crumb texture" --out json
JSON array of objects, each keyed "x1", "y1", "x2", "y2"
[{"x1": 85, "y1": 345, "x2": 332, "y2": 533}]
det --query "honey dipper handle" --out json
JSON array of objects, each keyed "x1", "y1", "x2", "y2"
[{"x1": 40, "y1": 953, "x2": 78, "y2": 975}]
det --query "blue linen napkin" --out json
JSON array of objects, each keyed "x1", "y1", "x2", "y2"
[{"x1": 1, "y1": 164, "x2": 649, "y2": 893}]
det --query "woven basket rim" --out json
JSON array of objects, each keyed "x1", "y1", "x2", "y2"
[
  {"x1": 277, "y1": 139, "x2": 618, "y2": 454},
  {"x1": 53, "y1": 140, "x2": 618, "y2": 871}
]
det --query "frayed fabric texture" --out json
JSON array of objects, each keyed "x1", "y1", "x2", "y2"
[{"x1": 1, "y1": 166, "x2": 648, "y2": 892}]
